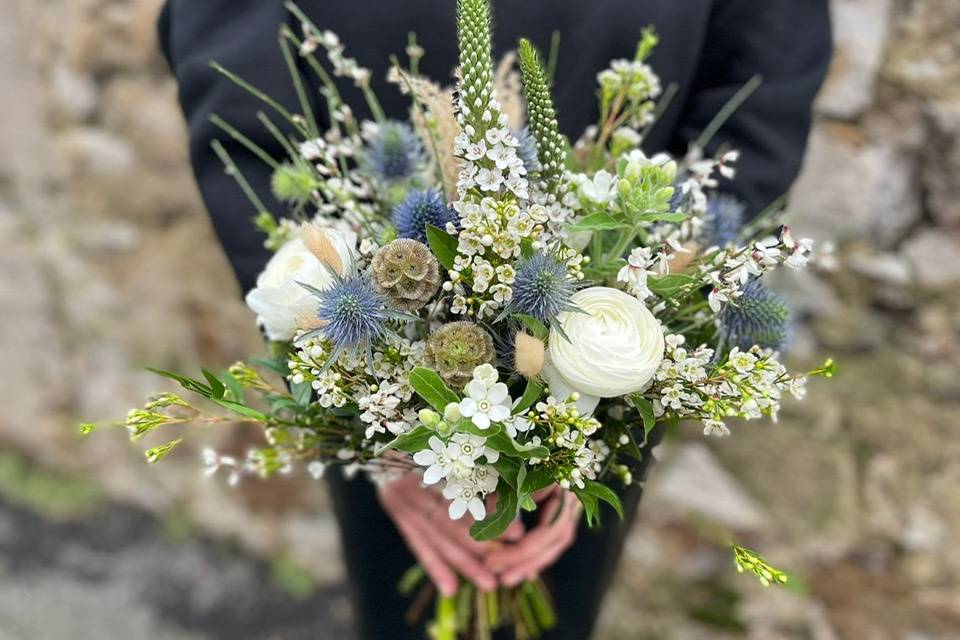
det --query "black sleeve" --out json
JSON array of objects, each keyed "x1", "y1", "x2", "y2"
[
  {"x1": 671, "y1": 0, "x2": 832, "y2": 218},
  {"x1": 158, "y1": 1, "x2": 316, "y2": 293}
]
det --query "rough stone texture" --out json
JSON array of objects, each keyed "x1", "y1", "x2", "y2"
[
  {"x1": 817, "y1": 0, "x2": 892, "y2": 119},
  {"x1": 1, "y1": 0, "x2": 960, "y2": 638}
]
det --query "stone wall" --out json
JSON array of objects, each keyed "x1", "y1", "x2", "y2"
[{"x1": 1, "y1": 0, "x2": 959, "y2": 637}]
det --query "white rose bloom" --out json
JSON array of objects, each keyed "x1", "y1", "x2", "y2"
[
  {"x1": 548, "y1": 287, "x2": 665, "y2": 398},
  {"x1": 245, "y1": 228, "x2": 357, "y2": 341}
]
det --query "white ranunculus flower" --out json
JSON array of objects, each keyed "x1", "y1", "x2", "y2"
[
  {"x1": 245, "y1": 227, "x2": 357, "y2": 341},
  {"x1": 548, "y1": 287, "x2": 665, "y2": 398}
]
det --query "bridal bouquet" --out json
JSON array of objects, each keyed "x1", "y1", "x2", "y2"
[{"x1": 84, "y1": 0, "x2": 834, "y2": 637}]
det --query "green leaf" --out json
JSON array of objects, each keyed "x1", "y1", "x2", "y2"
[
  {"x1": 513, "y1": 379, "x2": 544, "y2": 415},
  {"x1": 574, "y1": 490, "x2": 600, "y2": 527},
  {"x1": 457, "y1": 419, "x2": 502, "y2": 438},
  {"x1": 648, "y1": 273, "x2": 697, "y2": 297},
  {"x1": 376, "y1": 425, "x2": 434, "y2": 455},
  {"x1": 147, "y1": 368, "x2": 212, "y2": 398},
  {"x1": 512, "y1": 314, "x2": 549, "y2": 341},
  {"x1": 221, "y1": 371, "x2": 245, "y2": 404},
  {"x1": 630, "y1": 394, "x2": 657, "y2": 440},
  {"x1": 492, "y1": 457, "x2": 521, "y2": 490},
  {"x1": 567, "y1": 212, "x2": 626, "y2": 231},
  {"x1": 250, "y1": 356, "x2": 289, "y2": 376},
  {"x1": 409, "y1": 368, "x2": 459, "y2": 412},
  {"x1": 484, "y1": 431, "x2": 549, "y2": 459},
  {"x1": 519, "y1": 466, "x2": 555, "y2": 495},
  {"x1": 210, "y1": 399, "x2": 270, "y2": 422},
  {"x1": 202, "y1": 370, "x2": 226, "y2": 399},
  {"x1": 291, "y1": 380, "x2": 313, "y2": 406},
  {"x1": 470, "y1": 486, "x2": 519, "y2": 541},
  {"x1": 521, "y1": 495, "x2": 537, "y2": 511},
  {"x1": 426, "y1": 224, "x2": 458, "y2": 270},
  {"x1": 580, "y1": 480, "x2": 625, "y2": 520},
  {"x1": 635, "y1": 211, "x2": 688, "y2": 224}
]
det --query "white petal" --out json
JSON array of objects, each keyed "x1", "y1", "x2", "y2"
[
  {"x1": 413, "y1": 450, "x2": 436, "y2": 466},
  {"x1": 472, "y1": 412, "x2": 490, "y2": 430},
  {"x1": 487, "y1": 383, "x2": 509, "y2": 404},
  {"x1": 449, "y1": 499, "x2": 468, "y2": 520},
  {"x1": 468, "y1": 498, "x2": 486, "y2": 521},
  {"x1": 467, "y1": 379, "x2": 488, "y2": 400},
  {"x1": 459, "y1": 398, "x2": 478, "y2": 417},
  {"x1": 428, "y1": 436, "x2": 445, "y2": 452},
  {"x1": 423, "y1": 465, "x2": 444, "y2": 485},
  {"x1": 488, "y1": 404, "x2": 510, "y2": 423},
  {"x1": 484, "y1": 448, "x2": 500, "y2": 463}
]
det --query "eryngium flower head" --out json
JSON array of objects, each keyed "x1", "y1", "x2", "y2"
[
  {"x1": 371, "y1": 239, "x2": 441, "y2": 312},
  {"x1": 315, "y1": 274, "x2": 389, "y2": 353},
  {"x1": 394, "y1": 189, "x2": 455, "y2": 243},
  {"x1": 509, "y1": 252, "x2": 578, "y2": 324},
  {"x1": 425, "y1": 322, "x2": 496, "y2": 389},
  {"x1": 720, "y1": 279, "x2": 790, "y2": 352},
  {"x1": 362, "y1": 121, "x2": 426, "y2": 182},
  {"x1": 701, "y1": 194, "x2": 745, "y2": 248},
  {"x1": 271, "y1": 162, "x2": 317, "y2": 205},
  {"x1": 515, "y1": 126, "x2": 542, "y2": 175}
]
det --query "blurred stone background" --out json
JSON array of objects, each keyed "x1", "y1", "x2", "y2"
[{"x1": 1, "y1": 0, "x2": 958, "y2": 638}]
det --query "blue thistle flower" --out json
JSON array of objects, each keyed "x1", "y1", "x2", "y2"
[
  {"x1": 394, "y1": 189, "x2": 455, "y2": 243},
  {"x1": 515, "y1": 126, "x2": 542, "y2": 175},
  {"x1": 507, "y1": 253, "x2": 579, "y2": 324},
  {"x1": 720, "y1": 279, "x2": 791, "y2": 352},
  {"x1": 313, "y1": 274, "x2": 390, "y2": 355},
  {"x1": 701, "y1": 194, "x2": 746, "y2": 248},
  {"x1": 362, "y1": 121, "x2": 426, "y2": 182}
]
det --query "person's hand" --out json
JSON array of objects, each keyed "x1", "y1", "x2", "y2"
[
  {"x1": 378, "y1": 472, "x2": 524, "y2": 596},
  {"x1": 484, "y1": 487, "x2": 581, "y2": 588}
]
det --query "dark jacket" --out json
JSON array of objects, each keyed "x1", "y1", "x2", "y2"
[{"x1": 159, "y1": 0, "x2": 831, "y2": 294}]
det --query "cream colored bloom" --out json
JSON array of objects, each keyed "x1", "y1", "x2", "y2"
[
  {"x1": 548, "y1": 287, "x2": 665, "y2": 398},
  {"x1": 245, "y1": 227, "x2": 357, "y2": 341}
]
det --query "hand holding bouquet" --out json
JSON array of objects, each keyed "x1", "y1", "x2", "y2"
[{"x1": 83, "y1": 0, "x2": 834, "y2": 637}]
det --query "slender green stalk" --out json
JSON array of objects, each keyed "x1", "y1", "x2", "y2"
[
  {"x1": 279, "y1": 27, "x2": 351, "y2": 133},
  {"x1": 210, "y1": 61, "x2": 303, "y2": 134},
  {"x1": 210, "y1": 140, "x2": 271, "y2": 215},
  {"x1": 434, "y1": 594, "x2": 458, "y2": 640},
  {"x1": 603, "y1": 229, "x2": 638, "y2": 265},
  {"x1": 257, "y1": 111, "x2": 299, "y2": 159},
  {"x1": 487, "y1": 589, "x2": 500, "y2": 628},
  {"x1": 284, "y1": 0, "x2": 385, "y2": 123},
  {"x1": 475, "y1": 589, "x2": 492, "y2": 640},
  {"x1": 546, "y1": 30, "x2": 561, "y2": 87},
  {"x1": 639, "y1": 81, "x2": 678, "y2": 141},
  {"x1": 694, "y1": 74, "x2": 762, "y2": 151},
  {"x1": 278, "y1": 26, "x2": 319, "y2": 137},
  {"x1": 209, "y1": 115, "x2": 280, "y2": 170},
  {"x1": 361, "y1": 85, "x2": 387, "y2": 123}
]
